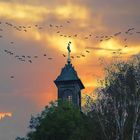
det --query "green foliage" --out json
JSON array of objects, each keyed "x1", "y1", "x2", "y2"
[{"x1": 19, "y1": 100, "x2": 91, "y2": 140}]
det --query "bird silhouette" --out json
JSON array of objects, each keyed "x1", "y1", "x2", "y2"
[
  {"x1": 81, "y1": 54, "x2": 85, "y2": 57},
  {"x1": 10, "y1": 76, "x2": 14, "y2": 78},
  {"x1": 27, "y1": 56, "x2": 31, "y2": 58},
  {"x1": 76, "y1": 56, "x2": 80, "y2": 58},
  {"x1": 74, "y1": 34, "x2": 77, "y2": 37},
  {"x1": 86, "y1": 50, "x2": 90, "y2": 53},
  {"x1": 28, "y1": 60, "x2": 32, "y2": 63}
]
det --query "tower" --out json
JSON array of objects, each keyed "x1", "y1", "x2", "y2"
[{"x1": 54, "y1": 42, "x2": 85, "y2": 108}]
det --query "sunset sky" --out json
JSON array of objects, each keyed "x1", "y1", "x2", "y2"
[{"x1": 0, "y1": 0, "x2": 140, "y2": 139}]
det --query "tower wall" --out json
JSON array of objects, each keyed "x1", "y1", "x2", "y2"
[{"x1": 56, "y1": 81, "x2": 81, "y2": 107}]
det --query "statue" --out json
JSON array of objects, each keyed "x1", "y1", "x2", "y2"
[{"x1": 67, "y1": 41, "x2": 71, "y2": 63}]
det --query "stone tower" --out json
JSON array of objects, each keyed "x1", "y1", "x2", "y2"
[{"x1": 54, "y1": 42, "x2": 84, "y2": 108}]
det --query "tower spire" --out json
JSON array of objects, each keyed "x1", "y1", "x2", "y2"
[
  {"x1": 54, "y1": 41, "x2": 85, "y2": 108},
  {"x1": 67, "y1": 41, "x2": 71, "y2": 63}
]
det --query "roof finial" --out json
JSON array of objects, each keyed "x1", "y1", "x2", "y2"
[{"x1": 67, "y1": 41, "x2": 71, "y2": 63}]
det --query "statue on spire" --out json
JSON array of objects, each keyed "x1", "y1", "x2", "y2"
[{"x1": 67, "y1": 41, "x2": 71, "y2": 63}]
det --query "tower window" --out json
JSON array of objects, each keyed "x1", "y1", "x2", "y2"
[{"x1": 68, "y1": 95, "x2": 72, "y2": 102}]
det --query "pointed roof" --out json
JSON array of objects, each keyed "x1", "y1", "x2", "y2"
[
  {"x1": 54, "y1": 62, "x2": 84, "y2": 89},
  {"x1": 54, "y1": 42, "x2": 84, "y2": 89}
]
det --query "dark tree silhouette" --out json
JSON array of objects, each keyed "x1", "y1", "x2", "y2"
[
  {"x1": 16, "y1": 100, "x2": 92, "y2": 140},
  {"x1": 89, "y1": 55, "x2": 140, "y2": 140}
]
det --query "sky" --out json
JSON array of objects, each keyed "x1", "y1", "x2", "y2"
[{"x1": 0, "y1": 0, "x2": 140, "y2": 139}]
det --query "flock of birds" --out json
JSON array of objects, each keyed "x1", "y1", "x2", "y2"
[
  {"x1": 4, "y1": 49, "x2": 53, "y2": 63},
  {"x1": 0, "y1": 20, "x2": 92, "y2": 63},
  {"x1": 0, "y1": 20, "x2": 140, "y2": 78}
]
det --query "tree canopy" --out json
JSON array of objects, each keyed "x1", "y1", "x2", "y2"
[
  {"x1": 16, "y1": 100, "x2": 92, "y2": 140},
  {"x1": 89, "y1": 55, "x2": 140, "y2": 140}
]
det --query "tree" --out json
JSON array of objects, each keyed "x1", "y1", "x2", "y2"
[
  {"x1": 91, "y1": 55, "x2": 140, "y2": 140},
  {"x1": 16, "y1": 100, "x2": 92, "y2": 140}
]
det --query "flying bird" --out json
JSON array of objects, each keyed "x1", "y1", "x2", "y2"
[
  {"x1": 27, "y1": 56, "x2": 31, "y2": 58},
  {"x1": 74, "y1": 34, "x2": 77, "y2": 37},
  {"x1": 81, "y1": 54, "x2": 85, "y2": 57},
  {"x1": 114, "y1": 32, "x2": 121, "y2": 36},
  {"x1": 28, "y1": 60, "x2": 32, "y2": 63},
  {"x1": 86, "y1": 50, "x2": 90, "y2": 53},
  {"x1": 15, "y1": 55, "x2": 19, "y2": 58},
  {"x1": 10, "y1": 76, "x2": 14, "y2": 78},
  {"x1": 48, "y1": 57, "x2": 53, "y2": 60}
]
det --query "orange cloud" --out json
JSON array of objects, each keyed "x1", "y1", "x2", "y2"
[
  {"x1": 0, "y1": 112, "x2": 12, "y2": 120},
  {"x1": 0, "y1": 2, "x2": 90, "y2": 23},
  {"x1": 54, "y1": 4, "x2": 89, "y2": 20},
  {"x1": 0, "y1": 2, "x2": 49, "y2": 23}
]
